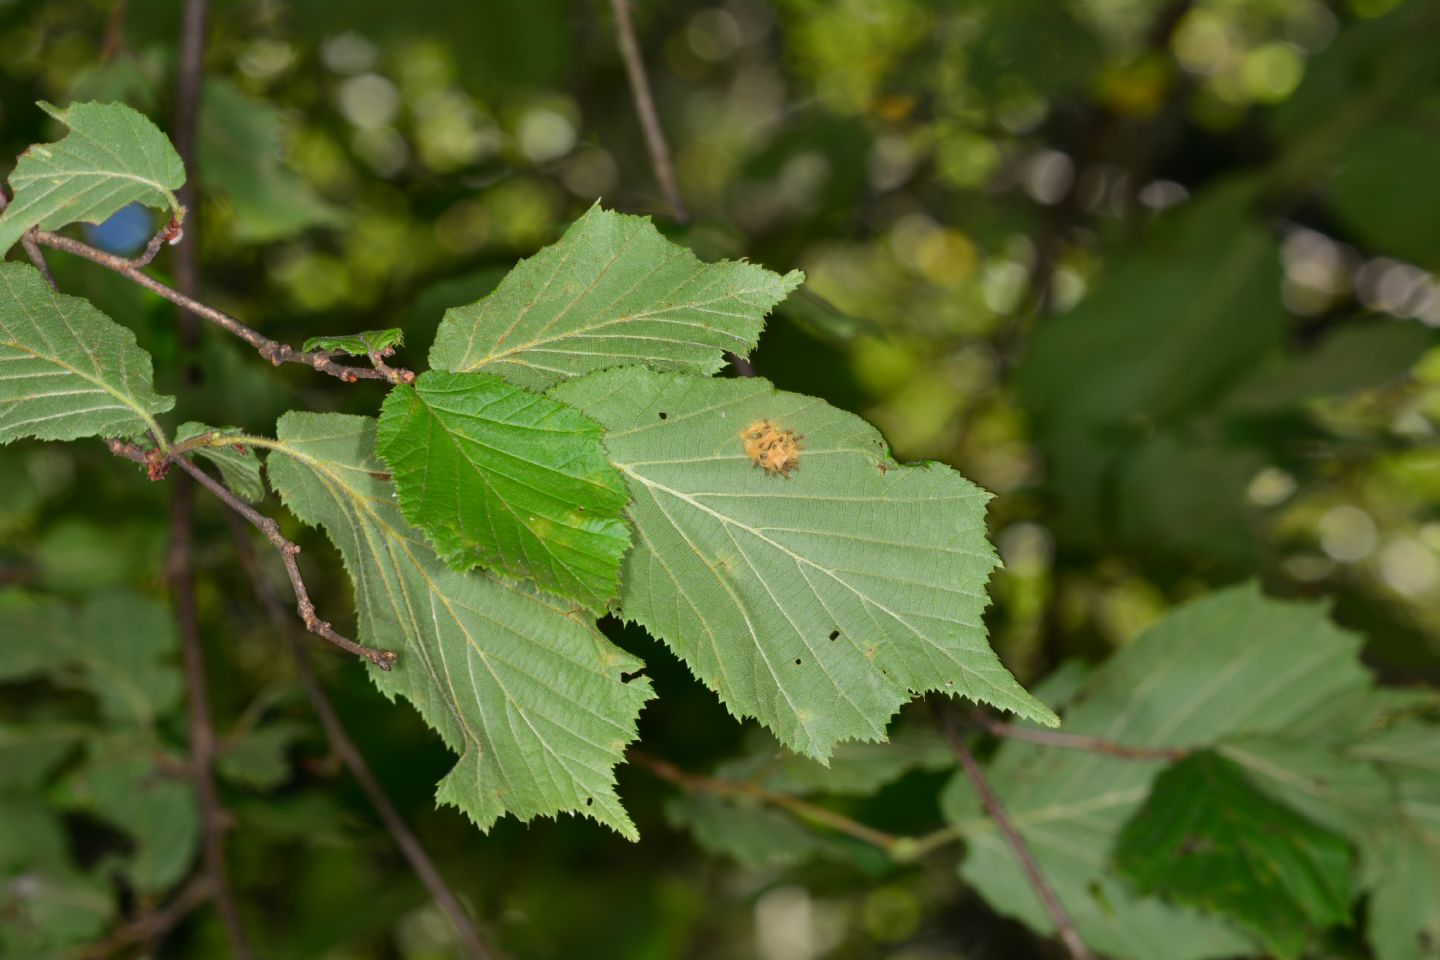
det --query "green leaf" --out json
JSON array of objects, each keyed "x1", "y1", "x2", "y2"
[
  {"x1": 552, "y1": 368, "x2": 1054, "y2": 759},
  {"x1": 429, "y1": 205, "x2": 803, "y2": 389},
  {"x1": 0, "y1": 262, "x2": 174, "y2": 444},
  {"x1": 0, "y1": 866, "x2": 113, "y2": 957},
  {"x1": 177, "y1": 421, "x2": 266, "y2": 502},
  {"x1": 218, "y1": 723, "x2": 307, "y2": 791},
  {"x1": 0, "y1": 724, "x2": 86, "y2": 794},
  {"x1": 301, "y1": 327, "x2": 404, "y2": 356},
  {"x1": 941, "y1": 583, "x2": 1371, "y2": 960},
  {"x1": 1365, "y1": 815, "x2": 1440, "y2": 960},
  {"x1": 0, "y1": 590, "x2": 179, "y2": 727},
  {"x1": 735, "y1": 724, "x2": 954, "y2": 797},
  {"x1": 264, "y1": 411, "x2": 653, "y2": 837},
  {"x1": 0, "y1": 100, "x2": 185, "y2": 255},
  {"x1": 1114, "y1": 751, "x2": 1353, "y2": 959},
  {"x1": 376, "y1": 371, "x2": 631, "y2": 611},
  {"x1": 664, "y1": 792, "x2": 860, "y2": 868},
  {"x1": 200, "y1": 78, "x2": 345, "y2": 243},
  {"x1": 1351, "y1": 719, "x2": 1440, "y2": 960},
  {"x1": 56, "y1": 737, "x2": 198, "y2": 893}
]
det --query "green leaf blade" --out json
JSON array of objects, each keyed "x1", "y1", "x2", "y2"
[
  {"x1": 265, "y1": 411, "x2": 653, "y2": 838},
  {"x1": 429, "y1": 205, "x2": 803, "y2": 389},
  {"x1": 177, "y1": 422, "x2": 266, "y2": 502},
  {"x1": 1114, "y1": 751, "x2": 1354, "y2": 960},
  {"x1": 0, "y1": 262, "x2": 174, "y2": 445},
  {"x1": 553, "y1": 368, "x2": 1054, "y2": 760},
  {"x1": 0, "y1": 101, "x2": 185, "y2": 254},
  {"x1": 376, "y1": 371, "x2": 631, "y2": 612},
  {"x1": 301, "y1": 327, "x2": 404, "y2": 356},
  {"x1": 941, "y1": 583, "x2": 1373, "y2": 960}
]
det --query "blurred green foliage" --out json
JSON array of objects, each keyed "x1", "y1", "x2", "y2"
[{"x1": 3, "y1": 0, "x2": 1440, "y2": 957}]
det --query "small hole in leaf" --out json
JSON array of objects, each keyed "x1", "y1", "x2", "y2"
[
  {"x1": 585, "y1": 797, "x2": 594, "y2": 806},
  {"x1": 658, "y1": 412, "x2": 668, "y2": 420},
  {"x1": 621, "y1": 668, "x2": 646, "y2": 684},
  {"x1": 828, "y1": 630, "x2": 840, "y2": 641},
  {"x1": 794, "y1": 658, "x2": 802, "y2": 666}
]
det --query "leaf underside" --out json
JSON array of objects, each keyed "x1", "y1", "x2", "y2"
[
  {"x1": 553, "y1": 368, "x2": 1055, "y2": 760},
  {"x1": 377, "y1": 370, "x2": 631, "y2": 612},
  {"x1": 429, "y1": 204, "x2": 803, "y2": 390},
  {"x1": 265, "y1": 412, "x2": 653, "y2": 838},
  {"x1": 0, "y1": 262, "x2": 173, "y2": 445},
  {"x1": 0, "y1": 100, "x2": 185, "y2": 254}
]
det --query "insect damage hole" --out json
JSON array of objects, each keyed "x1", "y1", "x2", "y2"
[{"x1": 741, "y1": 418, "x2": 804, "y2": 477}]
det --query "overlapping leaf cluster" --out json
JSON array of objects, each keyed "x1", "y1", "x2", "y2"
[{"x1": 0, "y1": 99, "x2": 1052, "y2": 842}]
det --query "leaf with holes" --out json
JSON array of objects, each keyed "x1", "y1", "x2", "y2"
[
  {"x1": 429, "y1": 204, "x2": 802, "y2": 389},
  {"x1": 552, "y1": 368, "x2": 1055, "y2": 760},
  {"x1": 265, "y1": 411, "x2": 653, "y2": 837},
  {"x1": 376, "y1": 371, "x2": 631, "y2": 611},
  {"x1": 0, "y1": 262, "x2": 174, "y2": 444},
  {"x1": 1114, "y1": 751, "x2": 1354, "y2": 959},
  {"x1": 0, "y1": 100, "x2": 185, "y2": 255}
]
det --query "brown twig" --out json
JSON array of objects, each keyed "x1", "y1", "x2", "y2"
[
  {"x1": 20, "y1": 234, "x2": 58, "y2": 289},
  {"x1": 629, "y1": 749, "x2": 900, "y2": 852},
  {"x1": 163, "y1": 452, "x2": 397, "y2": 670},
  {"x1": 167, "y1": 2, "x2": 255, "y2": 953},
  {"x1": 100, "y1": 0, "x2": 130, "y2": 62},
  {"x1": 367, "y1": 346, "x2": 417, "y2": 385},
  {"x1": 969, "y1": 712, "x2": 1189, "y2": 761},
  {"x1": 168, "y1": 466, "x2": 254, "y2": 960},
  {"x1": 31, "y1": 229, "x2": 408, "y2": 384},
  {"x1": 935, "y1": 704, "x2": 1092, "y2": 960},
  {"x1": 77, "y1": 874, "x2": 212, "y2": 960},
  {"x1": 226, "y1": 517, "x2": 495, "y2": 959},
  {"x1": 607, "y1": 0, "x2": 689, "y2": 224}
]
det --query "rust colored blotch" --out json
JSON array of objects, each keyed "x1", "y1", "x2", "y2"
[{"x1": 741, "y1": 418, "x2": 803, "y2": 477}]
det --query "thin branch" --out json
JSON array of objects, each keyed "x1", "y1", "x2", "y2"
[
  {"x1": 78, "y1": 874, "x2": 212, "y2": 960},
  {"x1": 168, "y1": 466, "x2": 254, "y2": 960},
  {"x1": 629, "y1": 749, "x2": 900, "y2": 852},
  {"x1": 100, "y1": 0, "x2": 129, "y2": 62},
  {"x1": 934, "y1": 704, "x2": 1092, "y2": 960},
  {"x1": 969, "y1": 713, "x2": 1189, "y2": 761},
  {"x1": 226, "y1": 516, "x2": 498, "y2": 960},
  {"x1": 607, "y1": 0, "x2": 688, "y2": 224},
  {"x1": 31, "y1": 229, "x2": 409, "y2": 384},
  {"x1": 165, "y1": 451, "x2": 397, "y2": 670},
  {"x1": 21, "y1": 234, "x2": 57, "y2": 289}
]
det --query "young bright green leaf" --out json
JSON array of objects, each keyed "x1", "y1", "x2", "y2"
[
  {"x1": 429, "y1": 205, "x2": 803, "y2": 389},
  {"x1": 940, "y1": 583, "x2": 1371, "y2": 960},
  {"x1": 176, "y1": 421, "x2": 265, "y2": 502},
  {"x1": 552, "y1": 368, "x2": 1055, "y2": 759},
  {"x1": 265, "y1": 412, "x2": 653, "y2": 838},
  {"x1": 0, "y1": 100, "x2": 185, "y2": 255},
  {"x1": 376, "y1": 371, "x2": 631, "y2": 611},
  {"x1": 56, "y1": 737, "x2": 198, "y2": 893},
  {"x1": 1114, "y1": 751, "x2": 1354, "y2": 960},
  {"x1": 0, "y1": 263, "x2": 174, "y2": 444},
  {"x1": 301, "y1": 327, "x2": 404, "y2": 356}
]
